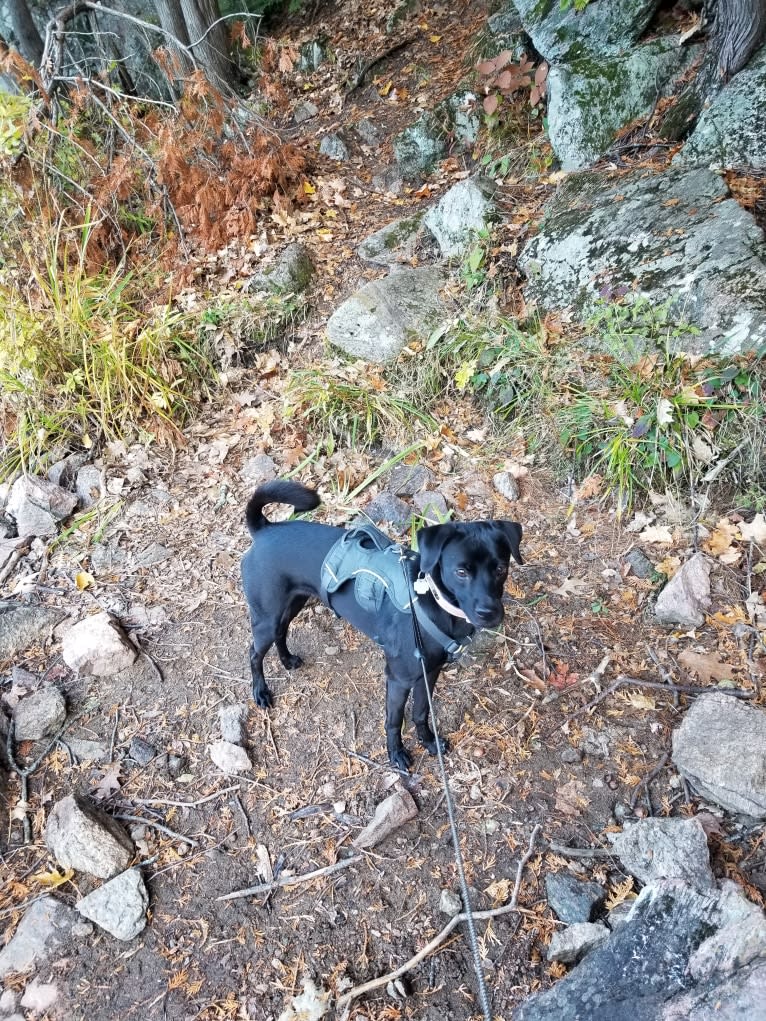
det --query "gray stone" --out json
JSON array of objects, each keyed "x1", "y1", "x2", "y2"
[
  {"x1": 561, "y1": 746, "x2": 582, "y2": 764},
  {"x1": 547, "y1": 38, "x2": 698, "y2": 170},
  {"x1": 424, "y1": 177, "x2": 496, "y2": 259},
  {"x1": 0, "y1": 896, "x2": 77, "y2": 978},
  {"x1": 75, "y1": 465, "x2": 104, "y2": 509},
  {"x1": 12, "y1": 686, "x2": 66, "y2": 742},
  {"x1": 77, "y1": 868, "x2": 148, "y2": 941},
  {"x1": 133, "y1": 542, "x2": 170, "y2": 568},
  {"x1": 327, "y1": 265, "x2": 447, "y2": 362},
  {"x1": 441, "y1": 92, "x2": 481, "y2": 149},
  {"x1": 61, "y1": 612, "x2": 138, "y2": 676},
  {"x1": 485, "y1": 7, "x2": 529, "y2": 61},
  {"x1": 89, "y1": 539, "x2": 127, "y2": 574},
  {"x1": 493, "y1": 471, "x2": 520, "y2": 502},
  {"x1": 388, "y1": 463, "x2": 432, "y2": 496},
  {"x1": 662, "y1": 959, "x2": 766, "y2": 1020},
  {"x1": 610, "y1": 818, "x2": 716, "y2": 890},
  {"x1": 357, "y1": 214, "x2": 424, "y2": 267},
  {"x1": 511, "y1": 0, "x2": 661, "y2": 62},
  {"x1": 209, "y1": 739, "x2": 251, "y2": 774},
  {"x1": 219, "y1": 703, "x2": 247, "y2": 745},
  {"x1": 625, "y1": 548, "x2": 654, "y2": 580},
  {"x1": 319, "y1": 132, "x2": 349, "y2": 161},
  {"x1": 361, "y1": 493, "x2": 412, "y2": 529},
  {"x1": 547, "y1": 922, "x2": 610, "y2": 964},
  {"x1": 394, "y1": 111, "x2": 447, "y2": 179},
  {"x1": 0, "y1": 536, "x2": 26, "y2": 574},
  {"x1": 655, "y1": 553, "x2": 712, "y2": 629},
  {"x1": 47, "y1": 451, "x2": 87, "y2": 488},
  {"x1": 386, "y1": 0, "x2": 417, "y2": 34},
  {"x1": 607, "y1": 901, "x2": 634, "y2": 930},
  {"x1": 672, "y1": 691, "x2": 766, "y2": 818},
  {"x1": 413, "y1": 490, "x2": 448, "y2": 522},
  {"x1": 371, "y1": 166, "x2": 404, "y2": 195},
  {"x1": 0, "y1": 989, "x2": 17, "y2": 1012},
  {"x1": 249, "y1": 243, "x2": 314, "y2": 294},
  {"x1": 20, "y1": 981, "x2": 59, "y2": 1012},
  {"x1": 0, "y1": 601, "x2": 64, "y2": 659},
  {"x1": 354, "y1": 117, "x2": 381, "y2": 146},
  {"x1": 546, "y1": 873, "x2": 606, "y2": 924},
  {"x1": 6, "y1": 475, "x2": 77, "y2": 537},
  {"x1": 128, "y1": 736, "x2": 156, "y2": 766},
  {"x1": 688, "y1": 882, "x2": 766, "y2": 981},
  {"x1": 521, "y1": 167, "x2": 766, "y2": 356},
  {"x1": 677, "y1": 43, "x2": 766, "y2": 170},
  {"x1": 240, "y1": 454, "x2": 277, "y2": 485},
  {"x1": 353, "y1": 787, "x2": 418, "y2": 849},
  {"x1": 439, "y1": 889, "x2": 462, "y2": 917},
  {"x1": 67, "y1": 738, "x2": 109, "y2": 763},
  {"x1": 46, "y1": 795, "x2": 134, "y2": 879},
  {"x1": 293, "y1": 99, "x2": 318, "y2": 124},
  {"x1": 299, "y1": 39, "x2": 325, "y2": 72}
]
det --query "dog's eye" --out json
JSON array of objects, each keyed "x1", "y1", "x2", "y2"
[
  {"x1": 495, "y1": 565, "x2": 507, "y2": 577},
  {"x1": 455, "y1": 567, "x2": 469, "y2": 579}
]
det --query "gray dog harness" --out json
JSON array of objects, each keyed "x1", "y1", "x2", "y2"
[{"x1": 319, "y1": 524, "x2": 473, "y2": 660}]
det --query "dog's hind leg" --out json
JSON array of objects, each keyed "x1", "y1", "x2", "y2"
[
  {"x1": 275, "y1": 594, "x2": 309, "y2": 670},
  {"x1": 412, "y1": 669, "x2": 449, "y2": 756}
]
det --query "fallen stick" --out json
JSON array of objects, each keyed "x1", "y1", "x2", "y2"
[
  {"x1": 548, "y1": 842, "x2": 614, "y2": 859},
  {"x1": 113, "y1": 813, "x2": 199, "y2": 848},
  {"x1": 132, "y1": 785, "x2": 240, "y2": 808},
  {"x1": 628, "y1": 751, "x2": 670, "y2": 812},
  {"x1": 337, "y1": 824, "x2": 542, "y2": 1010},
  {"x1": 217, "y1": 854, "x2": 363, "y2": 901}
]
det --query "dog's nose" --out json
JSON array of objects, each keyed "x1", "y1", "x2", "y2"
[{"x1": 475, "y1": 605, "x2": 501, "y2": 624}]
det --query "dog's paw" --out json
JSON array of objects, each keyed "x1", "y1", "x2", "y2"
[
  {"x1": 388, "y1": 746, "x2": 412, "y2": 772},
  {"x1": 280, "y1": 653, "x2": 303, "y2": 670},
  {"x1": 252, "y1": 686, "x2": 274, "y2": 709},
  {"x1": 418, "y1": 729, "x2": 449, "y2": 757}
]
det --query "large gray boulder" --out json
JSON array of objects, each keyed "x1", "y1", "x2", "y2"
[
  {"x1": 672, "y1": 691, "x2": 766, "y2": 818},
  {"x1": 45, "y1": 795, "x2": 134, "y2": 879},
  {"x1": 247, "y1": 243, "x2": 313, "y2": 294},
  {"x1": 610, "y1": 818, "x2": 715, "y2": 891},
  {"x1": 520, "y1": 166, "x2": 766, "y2": 356},
  {"x1": 326, "y1": 266, "x2": 448, "y2": 362},
  {"x1": 676, "y1": 42, "x2": 766, "y2": 170},
  {"x1": 547, "y1": 38, "x2": 699, "y2": 170},
  {"x1": 509, "y1": 0, "x2": 661, "y2": 62},
  {"x1": 424, "y1": 177, "x2": 496, "y2": 259}
]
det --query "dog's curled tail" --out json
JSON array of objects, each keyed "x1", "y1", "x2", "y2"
[{"x1": 245, "y1": 481, "x2": 321, "y2": 537}]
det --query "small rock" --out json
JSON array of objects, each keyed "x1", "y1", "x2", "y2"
[
  {"x1": 353, "y1": 787, "x2": 419, "y2": 849},
  {"x1": 655, "y1": 552, "x2": 712, "y2": 628},
  {"x1": 439, "y1": 889, "x2": 462, "y2": 916},
  {"x1": 240, "y1": 454, "x2": 277, "y2": 485},
  {"x1": 357, "y1": 214, "x2": 424, "y2": 267},
  {"x1": 134, "y1": 542, "x2": 171, "y2": 568},
  {"x1": 547, "y1": 922, "x2": 610, "y2": 964},
  {"x1": 209, "y1": 739, "x2": 252, "y2": 774},
  {"x1": 606, "y1": 901, "x2": 634, "y2": 930},
  {"x1": 388, "y1": 463, "x2": 432, "y2": 496},
  {"x1": 77, "y1": 868, "x2": 148, "y2": 941},
  {"x1": 75, "y1": 465, "x2": 104, "y2": 509},
  {"x1": 0, "y1": 601, "x2": 64, "y2": 660},
  {"x1": 167, "y1": 754, "x2": 185, "y2": 778},
  {"x1": 413, "y1": 491, "x2": 448, "y2": 522},
  {"x1": 561, "y1": 746, "x2": 582, "y2": 764},
  {"x1": 219, "y1": 704, "x2": 247, "y2": 745},
  {"x1": 293, "y1": 100, "x2": 318, "y2": 124},
  {"x1": 0, "y1": 990, "x2": 17, "y2": 1012},
  {"x1": 546, "y1": 873, "x2": 606, "y2": 924},
  {"x1": 361, "y1": 493, "x2": 412, "y2": 528},
  {"x1": 354, "y1": 118, "x2": 381, "y2": 146},
  {"x1": 299, "y1": 39, "x2": 325, "y2": 71},
  {"x1": 45, "y1": 794, "x2": 134, "y2": 879},
  {"x1": 128, "y1": 736, "x2": 156, "y2": 766},
  {"x1": 20, "y1": 981, "x2": 59, "y2": 1012},
  {"x1": 371, "y1": 166, "x2": 404, "y2": 195},
  {"x1": 625, "y1": 547, "x2": 654, "y2": 579},
  {"x1": 493, "y1": 471, "x2": 520, "y2": 502},
  {"x1": 610, "y1": 817, "x2": 715, "y2": 890},
  {"x1": 248, "y1": 243, "x2": 314, "y2": 294},
  {"x1": 67, "y1": 738, "x2": 110, "y2": 763},
  {"x1": 319, "y1": 132, "x2": 349, "y2": 161},
  {"x1": 6, "y1": 475, "x2": 77, "y2": 537},
  {"x1": 424, "y1": 177, "x2": 496, "y2": 259},
  {"x1": 12, "y1": 686, "x2": 66, "y2": 741},
  {"x1": 579, "y1": 727, "x2": 611, "y2": 758},
  {"x1": 90, "y1": 540, "x2": 127, "y2": 573},
  {"x1": 61, "y1": 612, "x2": 138, "y2": 676},
  {"x1": 48, "y1": 452, "x2": 87, "y2": 488},
  {"x1": 0, "y1": 896, "x2": 77, "y2": 978},
  {"x1": 71, "y1": 920, "x2": 94, "y2": 937}
]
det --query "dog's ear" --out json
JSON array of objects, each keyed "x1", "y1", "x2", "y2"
[
  {"x1": 496, "y1": 521, "x2": 523, "y2": 565},
  {"x1": 417, "y1": 523, "x2": 457, "y2": 576}
]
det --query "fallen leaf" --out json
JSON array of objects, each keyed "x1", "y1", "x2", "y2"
[
  {"x1": 485, "y1": 878, "x2": 511, "y2": 904},
  {"x1": 738, "y1": 513, "x2": 766, "y2": 545},
  {"x1": 75, "y1": 571, "x2": 95, "y2": 590},
  {"x1": 93, "y1": 761, "x2": 122, "y2": 800},
  {"x1": 638, "y1": 525, "x2": 674, "y2": 545},
  {"x1": 704, "y1": 517, "x2": 739, "y2": 558},
  {"x1": 553, "y1": 577, "x2": 590, "y2": 598},
  {"x1": 678, "y1": 648, "x2": 735, "y2": 684},
  {"x1": 555, "y1": 779, "x2": 587, "y2": 817},
  {"x1": 574, "y1": 474, "x2": 603, "y2": 501},
  {"x1": 605, "y1": 876, "x2": 635, "y2": 910},
  {"x1": 656, "y1": 398, "x2": 674, "y2": 427},
  {"x1": 34, "y1": 867, "x2": 75, "y2": 888}
]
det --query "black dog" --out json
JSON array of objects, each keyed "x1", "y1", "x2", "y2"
[{"x1": 241, "y1": 480, "x2": 522, "y2": 771}]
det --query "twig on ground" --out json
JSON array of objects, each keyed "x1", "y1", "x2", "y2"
[
  {"x1": 345, "y1": 36, "x2": 417, "y2": 95},
  {"x1": 113, "y1": 813, "x2": 199, "y2": 847},
  {"x1": 548, "y1": 842, "x2": 615, "y2": 859},
  {"x1": 628, "y1": 751, "x2": 670, "y2": 813},
  {"x1": 0, "y1": 545, "x2": 31, "y2": 585},
  {"x1": 217, "y1": 855, "x2": 363, "y2": 901},
  {"x1": 336, "y1": 824, "x2": 542, "y2": 1011},
  {"x1": 230, "y1": 795, "x2": 251, "y2": 840},
  {"x1": 132, "y1": 786, "x2": 240, "y2": 809}
]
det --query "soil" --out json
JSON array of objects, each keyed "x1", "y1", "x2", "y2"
[{"x1": 2, "y1": 2, "x2": 765, "y2": 1021}]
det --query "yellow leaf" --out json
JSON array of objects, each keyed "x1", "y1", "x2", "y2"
[
  {"x1": 302, "y1": 181, "x2": 316, "y2": 195},
  {"x1": 454, "y1": 360, "x2": 476, "y2": 390},
  {"x1": 378, "y1": 80, "x2": 393, "y2": 97},
  {"x1": 430, "y1": 34, "x2": 442, "y2": 42},
  {"x1": 704, "y1": 517, "x2": 738, "y2": 558},
  {"x1": 82, "y1": 433, "x2": 92, "y2": 449},
  {"x1": 34, "y1": 868, "x2": 75, "y2": 888},
  {"x1": 75, "y1": 571, "x2": 95, "y2": 590}
]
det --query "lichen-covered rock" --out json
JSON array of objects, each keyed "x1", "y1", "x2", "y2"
[
  {"x1": 423, "y1": 177, "x2": 496, "y2": 259},
  {"x1": 610, "y1": 818, "x2": 716, "y2": 891},
  {"x1": 299, "y1": 39, "x2": 325, "y2": 72},
  {"x1": 510, "y1": 0, "x2": 661, "y2": 62},
  {"x1": 393, "y1": 93, "x2": 479, "y2": 179},
  {"x1": 319, "y1": 132, "x2": 349, "y2": 161},
  {"x1": 12, "y1": 686, "x2": 66, "y2": 742},
  {"x1": 547, "y1": 38, "x2": 699, "y2": 170},
  {"x1": 520, "y1": 167, "x2": 766, "y2": 356},
  {"x1": 326, "y1": 266, "x2": 448, "y2": 362},
  {"x1": 547, "y1": 922, "x2": 610, "y2": 964},
  {"x1": 655, "y1": 553, "x2": 711, "y2": 629},
  {"x1": 676, "y1": 42, "x2": 766, "y2": 169},
  {"x1": 357, "y1": 214, "x2": 424, "y2": 266},
  {"x1": 248, "y1": 244, "x2": 314, "y2": 294}
]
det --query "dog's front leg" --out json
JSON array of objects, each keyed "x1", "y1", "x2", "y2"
[
  {"x1": 384, "y1": 664, "x2": 414, "y2": 771},
  {"x1": 412, "y1": 668, "x2": 449, "y2": 757}
]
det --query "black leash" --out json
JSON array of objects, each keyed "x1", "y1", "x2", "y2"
[{"x1": 402, "y1": 557, "x2": 493, "y2": 1021}]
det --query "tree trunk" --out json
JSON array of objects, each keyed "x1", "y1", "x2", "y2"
[
  {"x1": 8, "y1": 0, "x2": 45, "y2": 66},
  {"x1": 710, "y1": 0, "x2": 766, "y2": 79},
  {"x1": 153, "y1": 0, "x2": 194, "y2": 76},
  {"x1": 179, "y1": 0, "x2": 234, "y2": 88}
]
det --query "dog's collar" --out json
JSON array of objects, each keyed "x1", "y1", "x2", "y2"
[{"x1": 413, "y1": 573, "x2": 471, "y2": 622}]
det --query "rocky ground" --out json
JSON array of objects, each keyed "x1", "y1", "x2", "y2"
[{"x1": 2, "y1": 1, "x2": 766, "y2": 1020}]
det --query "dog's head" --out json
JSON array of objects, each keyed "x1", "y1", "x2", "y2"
[{"x1": 416, "y1": 520, "x2": 523, "y2": 628}]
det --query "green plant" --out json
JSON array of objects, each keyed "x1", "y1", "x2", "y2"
[
  {"x1": 200, "y1": 291, "x2": 306, "y2": 365},
  {"x1": 460, "y1": 228, "x2": 492, "y2": 290},
  {"x1": 560, "y1": 0, "x2": 591, "y2": 11},
  {"x1": 286, "y1": 364, "x2": 437, "y2": 452}
]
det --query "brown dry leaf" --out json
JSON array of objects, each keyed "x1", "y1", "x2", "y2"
[
  {"x1": 75, "y1": 571, "x2": 95, "y2": 591},
  {"x1": 485, "y1": 878, "x2": 511, "y2": 905},
  {"x1": 519, "y1": 667, "x2": 547, "y2": 693},
  {"x1": 638, "y1": 525, "x2": 674, "y2": 545},
  {"x1": 555, "y1": 778, "x2": 587, "y2": 816},
  {"x1": 617, "y1": 689, "x2": 657, "y2": 711},
  {"x1": 549, "y1": 662, "x2": 579, "y2": 691},
  {"x1": 657, "y1": 555, "x2": 681, "y2": 578},
  {"x1": 678, "y1": 648, "x2": 735, "y2": 684},
  {"x1": 738, "y1": 513, "x2": 766, "y2": 545},
  {"x1": 704, "y1": 517, "x2": 739, "y2": 558},
  {"x1": 605, "y1": 876, "x2": 635, "y2": 910},
  {"x1": 93, "y1": 761, "x2": 122, "y2": 800},
  {"x1": 553, "y1": 577, "x2": 590, "y2": 598},
  {"x1": 574, "y1": 474, "x2": 603, "y2": 501}
]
